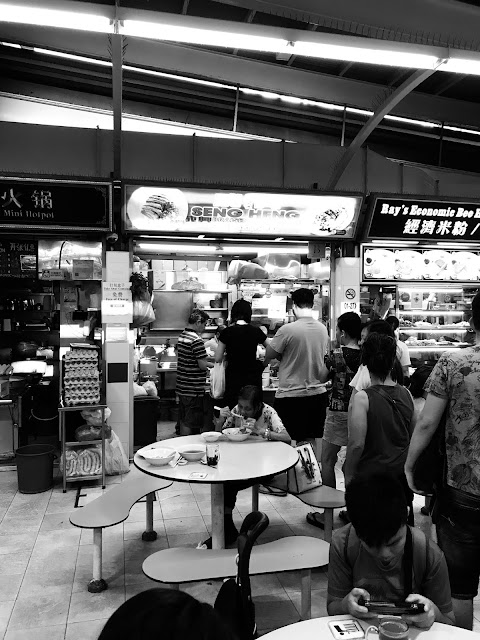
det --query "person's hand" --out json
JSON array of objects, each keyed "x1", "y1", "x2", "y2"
[
  {"x1": 404, "y1": 465, "x2": 426, "y2": 496},
  {"x1": 219, "y1": 407, "x2": 231, "y2": 419},
  {"x1": 343, "y1": 588, "x2": 375, "y2": 619},
  {"x1": 403, "y1": 594, "x2": 435, "y2": 629}
]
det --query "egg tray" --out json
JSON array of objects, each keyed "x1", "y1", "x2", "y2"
[{"x1": 63, "y1": 394, "x2": 101, "y2": 407}]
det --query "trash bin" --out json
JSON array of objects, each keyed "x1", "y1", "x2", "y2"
[{"x1": 16, "y1": 444, "x2": 56, "y2": 494}]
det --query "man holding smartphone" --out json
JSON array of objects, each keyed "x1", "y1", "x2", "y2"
[{"x1": 327, "y1": 472, "x2": 454, "y2": 629}]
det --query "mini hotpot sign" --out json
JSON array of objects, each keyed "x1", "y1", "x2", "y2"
[{"x1": 124, "y1": 186, "x2": 362, "y2": 238}]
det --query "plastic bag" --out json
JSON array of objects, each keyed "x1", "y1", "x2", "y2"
[
  {"x1": 75, "y1": 423, "x2": 112, "y2": 442},
  {"x1": 60, "y1": 445, "x2": 102, "y2": 477},
  {"x1": 132, "y1": 299, "x2": 155, "y2": 328},
  {"x1": 210, "y1": 362, "x2": 225, "y2": 399},
  {"x1": 142, "y1": 380, "x2": 158, "y2": 397},
  {"x1": 133, "y1": 382, "x2": 148, "y2": 396},
  {"x1": 105, "y1": 431, "x2": 130, "y2": 475},
  {"x1": 81, "y1": 407, "x2": 112, "y2": 426}
]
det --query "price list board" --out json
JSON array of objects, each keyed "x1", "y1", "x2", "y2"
[{"x1": 0, "y1": 240, "x2": 38, "y2": 279}]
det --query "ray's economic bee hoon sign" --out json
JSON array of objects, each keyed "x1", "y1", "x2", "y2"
[
  {"x1": 124, "y1": 186, "x2": 362, "y2": 238},
  {"x1": 0, "y1": 178, "x2": 112, "y2": 232},
  {"x1": 368, "y1": 195, "x2": 480, "y2": 242}
]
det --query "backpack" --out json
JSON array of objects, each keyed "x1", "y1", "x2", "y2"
[
  {"x1": 344, "y1": 524, "x2": 430, "y2": 597},
  {"x1": 214, "y1": 512, "x2": 269, "y2": 640}
]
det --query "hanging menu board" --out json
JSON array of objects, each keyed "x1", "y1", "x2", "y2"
[
  {"x1": 0, "y1": 178, "x2": 112, "y2": 232},
  {"x1": 0, "y1": 240, "x2": 37, "y2": 279}
]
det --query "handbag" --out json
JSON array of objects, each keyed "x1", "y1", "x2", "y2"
[
  {"x1": 210, "y1": 362, "x2": 226, "y2": 399},
  {"x1": 287, "y1": 443, "x2": 322, "y2": 494}
]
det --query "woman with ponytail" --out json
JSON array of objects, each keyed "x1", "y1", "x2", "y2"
[{"x1": 344, "y1": 332, "x2": 415, "y2": 519}]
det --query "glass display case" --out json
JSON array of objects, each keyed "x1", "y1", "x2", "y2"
[
  {"x1": 360, "y1": 284, "x2": 478, "y2": 366},
  {"x1": 397, "y1": 285, "x2": 477, "y2": 365}
]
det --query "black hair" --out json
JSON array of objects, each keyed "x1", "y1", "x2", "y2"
[
  {"x1": 231, "y1": 299, "x2": 252, "y2": 323},
  {"x1": 346, "y1": 472, "x2": 408, "y2": 548},
  {"x1": 238, "y1": 385, "x2": 263, "y2": 420},
  {"x1": 337, "y1": 312, "x2": 362, "y2": 341},
  {"x1": 215, "y1": 325, "x2": 226, "y2": 338},
  {"x1": 188, "y1": 309, "x2": 210, "y2": 326},
  {"x1": 98, "y1": 588, "x2": 235, "y2": 640},
  {"x1": 367, "y1": 319, "x2": 395, "y2": 337},
  {"x1": 409, "y1": 364, "x2": 433, "y2": 398},
  {"x1": 472, "y1": 291, "x2": 480, "y2": 331},
  {"x1": 385, "y1": 315, "x2": 400, "y2": 331},
  {"x1": 291, "y1": 288, "x2": 314, "y2": 309},
  {"x1": 361, "y1": 332, "x2": 396, "y2": 382}
]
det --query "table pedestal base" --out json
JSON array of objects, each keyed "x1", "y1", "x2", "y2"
[{"x1": 211, "y1": 484, "x2": 225, "y2": 550}]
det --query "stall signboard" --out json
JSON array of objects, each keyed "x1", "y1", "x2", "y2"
[
  {"x1": 0, "y1": 240, "x2": 37, "y2": 278},
  {"x1": 0, "y1": 178, "x2": 112, "y2": 232},
  {"x1": 367, "y1": 195, "x2": 480, "y2": 242},
  {"x1": 101, "y1": 282, "x2": 133, "y2": 324},
  {"x1": 124, "y1": 186, "x2": 362, "y2": 238},
  {"x1": 363, "y1": 245, "x2": 480, "y2": 282}
]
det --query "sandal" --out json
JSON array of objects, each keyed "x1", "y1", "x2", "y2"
[
  {"x1": 258, "y1": 485, "x2": 287, "y2": 497},
  {"x1": 306, "y1": 512, "x2": 325, "y2": 529}
]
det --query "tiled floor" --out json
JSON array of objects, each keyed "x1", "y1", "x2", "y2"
[{"x1": 0, "y1": 424, "x2": 479, "y2": 639}]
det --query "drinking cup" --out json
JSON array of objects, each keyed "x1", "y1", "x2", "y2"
[
  {"x1": 206, "y1": 443, "x2": 220, "y2": 467},
  {"x1": 365, "y1": 618, "x2": 409, "y2": 640}
]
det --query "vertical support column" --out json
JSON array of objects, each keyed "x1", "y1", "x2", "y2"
[
  {"x1": 112, "y1": 29, "x2": 123, "y2": 183},
  {"x1": 233, "y1": 85, "x2": 240, "y2": 132},
  {"x1": 251, "y1": 484, "x2": 259, "y2": 512},
  {"x1": 340, "y1": 106, "x2": 347, "y2": 147},
  {"x1": 88, "y1": 528, "x2": 107, "y2": 592},
  {"x1": 142, "y1": 491, "x2": 158, "y2": 541},
  {"x1": 300, "y1": 569, "x2": 312, "y2": 620}
]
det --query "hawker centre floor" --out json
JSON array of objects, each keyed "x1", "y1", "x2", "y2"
[{"x1": 0, "y1": 421, "x2": 479, "y2": 640}]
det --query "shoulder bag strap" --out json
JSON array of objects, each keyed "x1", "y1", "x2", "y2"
[
  {"x1": 369, "y1": 386, "x2": 410, "y2": 435},
  {"x1": 403, "y1": 526, "x2": 413, "y2": 599}
]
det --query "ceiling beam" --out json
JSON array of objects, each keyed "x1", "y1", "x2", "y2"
[
  {"x1": 2, "y1": 23, "x2": 480, "y2": 129},
  {"x1": 434, "y1": 74, "x2": 466, "y2": 96},
  {"x1": 232, "y1": 9, "x2": 256, "y2": 56},
  {"x1": 338, "y1": 62, "x2": 353, "y2": 77},
  {"x1": 326, "y1": 66, "x2": 440, "y2": 189},
  {"x1": 286, "y1": 22, "x2": 316, "y2": 66},
  {"x1": 181, "y1": 0, "x2": 190, "y2": 15}
]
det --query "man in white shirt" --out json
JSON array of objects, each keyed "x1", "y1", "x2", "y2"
[
  {"x1": 386, "y1": 315, "x2": 411, "y2": 381},
  {"x1": 264, "y1": 288, "x2": 329, "y2": 453}
]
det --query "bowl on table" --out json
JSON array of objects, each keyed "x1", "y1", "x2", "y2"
[
  {"x1": 177, "y1": 444, "x2": 206, "y2": 461},
  {"x1": 222, "y1": 427, "x2": 252, "y2": 442},
  {"x1": 201, "y1": 431, "x2": 222, "y2": 443},
  {"x1": 140, "y1": 447, "x2": 176, "y2": 467}
]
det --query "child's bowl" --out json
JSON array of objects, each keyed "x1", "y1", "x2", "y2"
[{"x1": 222, "y1": 427, "x2": 252, "y2": 442}]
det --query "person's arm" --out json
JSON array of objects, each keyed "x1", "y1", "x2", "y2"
[
  {"x1": 215, "y1": 407, "x2": 232, "y2": 431},
  {"x1": 404, "y1": 393, "x2": 448, "y2": 494},
  {"x1": 263, "y1": 343, "x2": 282, "y2": 369},
  {"x1": 327, "y1": 589, "x2": 374, "y2": 618},
  {"x1": 344, "y1": 390, "x2": 369, "y2": 486},
  {"x1": 214, "y1": 340, "x2": 226, "y2": 364},
  {"x1": 197, "y1": 358, "x2": 213, "y2": 370},
  {"x1": 403, "y1": 594, "x2": 454, "y2": 628}
]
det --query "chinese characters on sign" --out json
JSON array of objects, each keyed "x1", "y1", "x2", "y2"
[
  {"x1": 0, "y1": 240, "x2": 37, "y2": 279},
  {"x1": 101, "y1": 282, "x2": 133, "y2": 324},
  {"x1": 0, "y1": 179, "x2": 111, "y2": 231},
  {"x1": 368, "y1": 197, "x2": 480, "y2": 241}
]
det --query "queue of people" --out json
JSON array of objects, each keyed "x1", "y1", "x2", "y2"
[{"x1": 170, "y1": 288, "x2": 480, "y2": 634}]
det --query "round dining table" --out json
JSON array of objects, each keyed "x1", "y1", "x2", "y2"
[
  {"x1": 259, "y1": 615, "x2": 477, "y2": 640},
  {"x1": 134, "y1": 434, "x2": 298, "y2": 549}
]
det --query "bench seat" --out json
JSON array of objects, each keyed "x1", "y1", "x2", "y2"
[
  {"x1": 143, "y1": 535, "x2": 330, "y2": 620},
  {"x1": 70, "y1": 471, "x2": 172, "y2": 592}
]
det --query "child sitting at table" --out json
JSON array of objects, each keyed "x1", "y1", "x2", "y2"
[
  {"x1": 327, "y1": 472, "x2": 454, "y2": 629},
  {"x1": 198, "y1": 385, "x2": 291, "y2": 549}
]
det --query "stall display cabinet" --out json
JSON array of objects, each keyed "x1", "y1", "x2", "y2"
[
  {"x1": 59, "y1": 403, "x2": 107, "y2": 492},
  {"x1": 397, "y1": 285, "x2": 478, "y2": 365}
]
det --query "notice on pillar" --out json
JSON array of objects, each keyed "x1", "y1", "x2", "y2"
[{"x1": 102, "y1": 282, "x2": 133, "y2": 324}]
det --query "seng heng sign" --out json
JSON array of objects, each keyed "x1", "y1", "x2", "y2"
[
  {"x1": 367, "y1": 196, "x2": 480, "y2": 242},
  {"x1": 0, "y1": 178, "x2": 112, "y2": 232}
]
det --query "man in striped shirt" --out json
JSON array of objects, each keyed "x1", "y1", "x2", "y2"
[{"x1": 176, "y1": 309, "x2": 212, "y2": 435}]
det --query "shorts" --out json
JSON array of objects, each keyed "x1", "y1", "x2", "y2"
[
  {"x1": 274, "y1": 393, "x2": 327, "y2": 442},
  {"x1": 178, "y1": 394, "x2": 212, "y2": 435},
  {"x1": 322, "y1": 410, "x2": 348, "y2": 447},
  {"x1": 435, "y1": 486, "x2": 480, "y2": 599}
]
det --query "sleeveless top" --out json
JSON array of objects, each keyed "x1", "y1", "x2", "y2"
[{"x1": 359, "y1": 384, "x2": 414, "y2": 476}]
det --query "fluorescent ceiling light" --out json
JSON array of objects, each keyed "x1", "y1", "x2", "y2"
[
  {"x1": 123, "y1": 64, "x2": 231, "y2": 89},
  {"x1": 371, "y1": 240, "x2": 419, "y2": 245},
  {"x1": 0, "y1": 40, "x2": 21, "y2": 48},
  {"x1": 138, "y1": 243, "x2": 221, "y2": 253},
  {"x1": 0, "y1": 3, "x2": 112, "y2": 33},
  {"x1": 443, "y1": 57, "x2": 480, "y2": 75},
  {"x1": 292, "y1": 41, "x2": 439, "y2": 70},
  {"x1": 444, "y1": 125, "x2": 480, "y2": 136},
  {"x1": 384, "y1": 114, "x2": 439, "y2": 129},
  {"x1": 121, "y1": 20, "x2": 293, "y2": 55},
  {"x1": 34, "y1": 47, "x2": 112, "y2": 67},
  {"x1": 226, "y1": 245, "x2": 308, "y2": 255}
]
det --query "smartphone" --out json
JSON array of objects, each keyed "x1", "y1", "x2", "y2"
[
  {"x1": 360, "y1": 599, "x2": 425, "y2": 616},
  {"x1": 328, "y1": 619, "x2": 364, "y2": 639}
]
